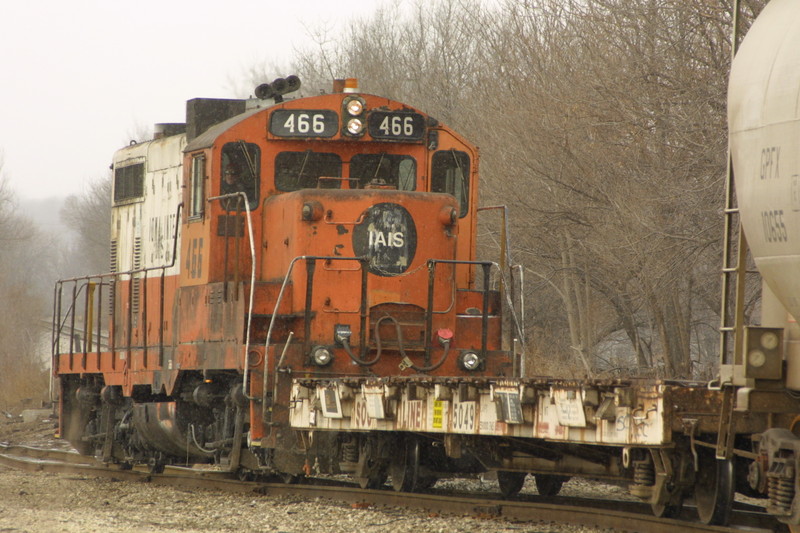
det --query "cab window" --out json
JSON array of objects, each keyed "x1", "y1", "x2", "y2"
[
  {"x1": 431, "y1": 150, "x2": 470, "y2": 217},
  {"x1": 189, "y1": 155, "x2": 205, "y2": 218},
  {"x1": 113, "y1": 162, "x2": 144, "y2": 204},
  {"x1": 350, "y1": 154, "x2": 416, "y2": 190},
  {"x1": 275, "y1": 151, "x2": 342, "y2": 191},
  {"x1": 221, "y1": 142, "x2": 260, "y2": 210}
]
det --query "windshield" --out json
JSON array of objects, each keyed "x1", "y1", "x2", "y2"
[
  {"x1": 275, "y1": 151, "x2": 342, "y2": 191},
  {"x1": 350, "y1": 154, "x2": 416, "y2": 190}
]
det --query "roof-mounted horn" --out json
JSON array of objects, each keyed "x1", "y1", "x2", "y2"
[{"x1": 255, "y1": 75, "x2": 301, "y2": 103}]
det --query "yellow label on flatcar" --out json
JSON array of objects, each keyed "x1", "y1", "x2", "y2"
[{"x1": 433, "y1": 400, "x2": 443, "y2": 429}]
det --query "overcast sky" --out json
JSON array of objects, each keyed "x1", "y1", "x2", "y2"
[{"x1": 0, "y1": 0, "x2": 381, "y2": 200}]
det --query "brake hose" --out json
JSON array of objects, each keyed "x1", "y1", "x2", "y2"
[{"x1": 343, "y1": 314, "x2": 451, "y2": 372}]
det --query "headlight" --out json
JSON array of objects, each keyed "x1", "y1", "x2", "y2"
[
  {"x1": 459, "y1": 351, "x2": 481, "y2": 371},
  {"x1": 346, "y1": 118, "x2": 364, "y2": 135},
  {"x1": 311, "y1": 346, "x2": 333, "y2": 367},
  {"x1": 346, "y1": 99, "x2": 363, "y2": 116}
]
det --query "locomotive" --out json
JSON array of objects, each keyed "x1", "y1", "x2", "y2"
[{"x1": 53, "y1": 76, "x2": 522, "y2": 483}]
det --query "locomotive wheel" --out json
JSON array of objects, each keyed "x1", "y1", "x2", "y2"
[
  {"x1": 497, "y1": 471, "x2": 526, "y2": 498},
  {"x1": 694, "y1": 453, "x2": 734, "y2": 525},
  {"x1": 148, "y1": 456, "x2": 165, "y2": 474},
  {"x1": 390, "y1": 438, "x2": 434, "y2": 492},
  {"x1": 534, "y1": 474, "x2": 567, "y2": 496},
  {"x1": 236, "y1": 468, "x2": 255, "y2": 482}
]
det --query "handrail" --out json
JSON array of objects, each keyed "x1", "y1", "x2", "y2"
[
  {"x1": 208, "y1": 192, "x2": 256, "y2": 402},
  {"x1": 257, "y1": 255, "x2": 367, "y2": 403},
  {"x1": 51, "y1": 203, "x2": 183, "y2": 390},
  {"x1": 475, "y1": 205, "x2": 527, "y2": 375}
]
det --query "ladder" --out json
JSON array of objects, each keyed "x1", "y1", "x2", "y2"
[{"x1": 716, "y1": 1, "x2": 751, "y2": 460}]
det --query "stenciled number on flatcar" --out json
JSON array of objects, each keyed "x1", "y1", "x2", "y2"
[
  {"x1": 269, "y1": 109, "x2": 338, "y2": 138},
  {"x1": 367, "y1": 111, "x2": 425, "y2": 141},
  {"x1": 452, "y1": 401, "x2": 476, "y2": 432},
  {"x1": 761, "y1": 209, "x2": 788, "y2": 243}
]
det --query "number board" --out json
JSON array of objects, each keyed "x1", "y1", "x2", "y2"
[
  {"x1": 270, "y1": 109, "x2": 338, "y2": 138},
  {"x1": 367, "y1": 111, "x2": 425, "y2": 141}
]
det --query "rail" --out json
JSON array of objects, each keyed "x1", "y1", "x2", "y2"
[{"x1": 0, "y1": 443, "x2": 784, "y2": 533}]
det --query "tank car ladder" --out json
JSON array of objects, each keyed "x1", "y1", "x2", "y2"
[{"x1": 716, "y1": 4, "x2": 753, "y2": 462}]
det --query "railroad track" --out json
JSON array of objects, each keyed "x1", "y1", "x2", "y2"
[{"x1": 0, "y1": 444, "x2": 784, "y2": 533}]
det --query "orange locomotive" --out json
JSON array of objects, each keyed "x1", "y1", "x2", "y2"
[{"x1": 53, "y1": 77, "x2": 519, "y2": 477}]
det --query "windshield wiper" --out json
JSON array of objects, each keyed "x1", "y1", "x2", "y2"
[
  {"x1": 238, "y1": 140, "x2": 257, "y2": 180},
  {"x1": 370, "y1": 152, "x2": 387, "y2": 184},
  {"x1": 294, "y1": 150, "x2": 311, "y2": 187}
]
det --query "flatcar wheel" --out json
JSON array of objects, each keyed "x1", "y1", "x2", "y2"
[
  {"x1": 390, "y1": 438, "x2": 421, "y2": 492},
  {"x1": 695, "y1": 455, "x2": 734, "y2": 525},
  {"x1": 497, "y1": 471, "x2": 526, "y2": 498},
  {"x1": 417, "y1": 475, "x2": 437, "y2": 490},
  {"x1": 651, "y1": 499, "x2": 683, "y2": 518},
  {"x1": 358, "y1": 470, "x2": 388, "y2": 489},
  {"x1": 534, "y1": 474, "x2": 567, "y2": 496},
  {"x1": 650, "y1": 488, "x2": 683, "y2": 519},
  {"x1": 281, "y1": 473, "x2": 301, "y2": 484}
]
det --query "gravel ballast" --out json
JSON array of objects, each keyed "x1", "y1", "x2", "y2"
[{"x1": 0, "y1": 416, "x2": 613, "y2": 532}]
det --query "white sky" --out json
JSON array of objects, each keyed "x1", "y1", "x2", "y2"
[{"x1": 0, "y1": 0, "x2": 381, "y2": 200}]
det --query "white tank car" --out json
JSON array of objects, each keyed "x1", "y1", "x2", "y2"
[{"x1": 729, "y1": 0, "x2": 800, "y2": 320}]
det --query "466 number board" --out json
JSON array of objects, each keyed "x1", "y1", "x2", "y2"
[
  {"x1": 368, "y1": 111, "x2": 425, "y2": 141},
  {"x1": 270, "y1": 109, "x2": 338, "y2": 138}
]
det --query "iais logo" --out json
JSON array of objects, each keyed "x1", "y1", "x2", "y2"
[{"x1": 352, "y1": 203, "x2": 417, "y2": 276}]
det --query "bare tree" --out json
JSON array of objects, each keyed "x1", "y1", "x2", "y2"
[
  {"x1": 60, "y1": 175, "x2": 112, "y2": 276},
  {"x1": 0, "y1": 160, "x2": 50, "y2": 407}
]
